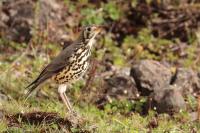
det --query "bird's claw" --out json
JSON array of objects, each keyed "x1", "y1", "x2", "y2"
[{"x1": 67, "y1": 110, "x2": 84, "y2": 127}]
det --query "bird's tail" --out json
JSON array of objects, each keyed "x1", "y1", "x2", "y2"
[
  {"x1": 24, "y1": 67, "x2": 53, "y2": 100},
  {"x1": 24, "y1": 73, "x2": 51, "y2": 100},
  {"x1": 24, "y1": 81, "x2": 40, "y2": 100}
]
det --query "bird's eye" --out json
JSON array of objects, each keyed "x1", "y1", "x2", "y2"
[{"x1": 87, "y1": 27, "x2": 91, "y2": 32}]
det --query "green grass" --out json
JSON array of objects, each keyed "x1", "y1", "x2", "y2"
[{"x1": 1, "y1": 98, "x2": 200, "y2": 132}]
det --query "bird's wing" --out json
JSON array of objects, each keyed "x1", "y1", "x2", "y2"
[{"x1": 25, "y1": 44, "x2": 79, "y2": 99}]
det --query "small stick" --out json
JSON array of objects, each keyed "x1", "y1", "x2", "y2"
[{"x1": 198, "y1": 95, "x2": 200, "y2": 121}]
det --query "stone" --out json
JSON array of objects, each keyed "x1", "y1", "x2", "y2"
[
  {"x1": 130, "y1": 60, "x2": 172, "y2": 96},
  {"x1": 148, "y1": 85, "x2": 186, "y2": 113},
  {"x1": 171, "y1": 68, "x2": 200, "y2": 96},
  {"x1": 95, "y1": 68, "x2": 139, "y2": 108},
  {"x1": 189, "y1": 112, "x2": 198, "y2": 122},
  {"x1": 104, "y1": 74, "x2": 139, "y2": 100}
]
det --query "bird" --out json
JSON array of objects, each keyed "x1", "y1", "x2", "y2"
[{"x1": 25, "y1": 25, "x2": 102, "y2": 114}]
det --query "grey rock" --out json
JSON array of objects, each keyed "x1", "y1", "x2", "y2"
[
  {"x1": 131, "y1": 60, "x2": 172, "y2": 95},
  {"x1": 171, "y1": 68, "x2": 200, "y2": 96},
  {"x1": 105, "y1": 74, "x2": 139, "y2": 100},
  {"x1": 149, "y1": 85, "x2": 186, "y2": 113},
  {"x1": 95, "y1": 70, "x2": 139, "y2": 108},
  {"x1": 189, "y1": 112, "x2": 198, "y2": 122},
  {"x1": 116, "y1": 67, "x2": 131, "y2": 76}
]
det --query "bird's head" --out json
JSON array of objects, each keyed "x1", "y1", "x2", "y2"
[
  {"x1": 82, "y1": 25, "x2": 102, "y2": 40},
  {"x1": 75, "y1": 25, "x2": 103, "y2": 46}
]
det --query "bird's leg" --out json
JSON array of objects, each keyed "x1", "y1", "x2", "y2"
[
  {"x1": 63, "y1": 93, "x2": 77, "y2": 114},
  {"x1": 58, "y1": 84, "x2": 83, "y2": 126},
  {"x1": 58, "y1": 84, "x2": 73, "y2": 113}
]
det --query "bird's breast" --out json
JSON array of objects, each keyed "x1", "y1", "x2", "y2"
[{"x1": 53, "y1": 48, "x2": 91, "y2": 84}]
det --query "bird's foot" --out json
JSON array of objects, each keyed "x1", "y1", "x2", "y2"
[{"x1": 67, "y1": 110, "x2": 85, "y2": 127}]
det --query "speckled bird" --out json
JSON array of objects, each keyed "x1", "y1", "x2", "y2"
[{"x1": 25, "y1": 25, "x2": 102, "y2": 114}]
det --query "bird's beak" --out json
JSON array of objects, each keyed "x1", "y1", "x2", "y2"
[{"x1": 94, "y1": 26, "x2": 103, "y2": 34}]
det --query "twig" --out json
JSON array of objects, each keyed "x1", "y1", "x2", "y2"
[{"x1": 198, "y1": 95, "x2": 200, "y2": 121}]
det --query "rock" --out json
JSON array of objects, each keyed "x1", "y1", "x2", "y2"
[
  {"x1": 189, "y1": 112, "x2": 198, "y2": 122},
  {"x1": 95, "y1": 68, "x2": 139, "y2": 108},
  {"x1": 171, "y1": 68, "x2": 200, "y2": 96},
  {"x1": 117, "y1": 67, "x2": 131, "y2": 76},
  {"x1": 148, "y1": 85, "x2": 186, "y2": 113},
  {"x1": 130, "y1": 60, "x2": 172, "y2": 96},
  {"x1": 104, "y1": 74, "x2": 139, "y2": 100}
]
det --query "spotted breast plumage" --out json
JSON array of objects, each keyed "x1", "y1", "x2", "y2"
[{"x1": 53, "y1": 45, "x2": 91, "y2": 84}]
